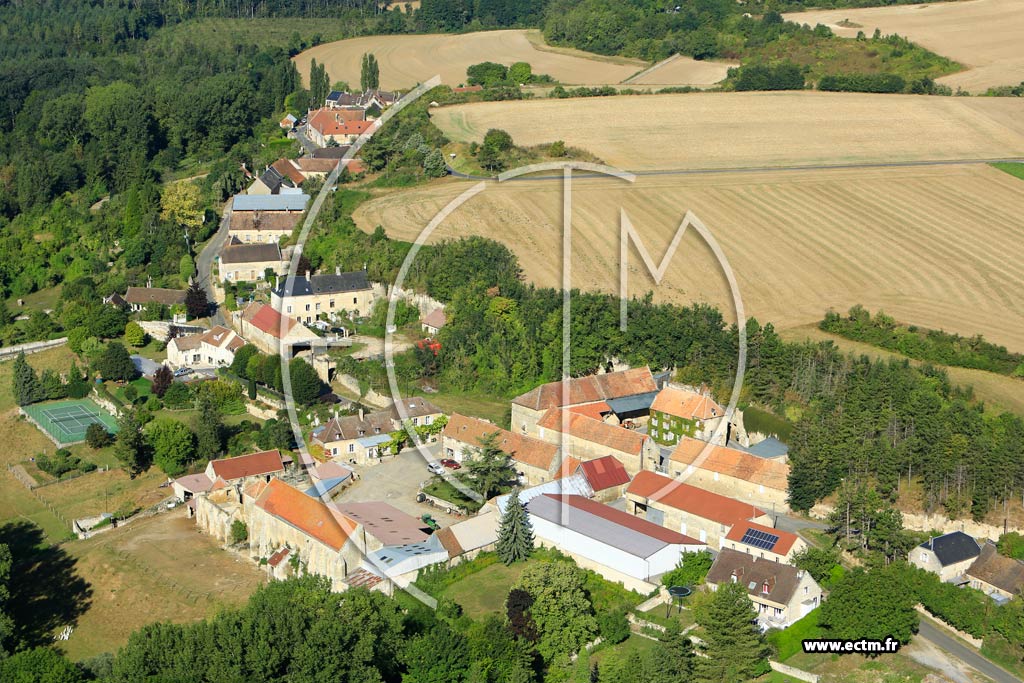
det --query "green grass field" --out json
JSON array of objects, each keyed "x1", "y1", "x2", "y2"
[
  {"x1": 992, "y1": 161, "x2": 1024, "y2": 181},
  {"x1": 442, "y1": 562, "x2": 528, "y2": 618}
]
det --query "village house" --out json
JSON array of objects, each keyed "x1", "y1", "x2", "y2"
[
  {"x1": 706, "y1": 549, "x2": 823, "y2": 629},
  {"x1": 279, "y1": 113, "x2": 297, "y2": 130},
  {"x1": 172, "y1": 449, "x2": 288, "y2": 504},
  {"x1": 237, "y1": 302, "x2": 318, "y2": 355},
  {"x1": 306, "y1": 108, "x2": 375, "y2": 146},
  {"x1": 420, "y1": 308, "x2": 446, "y2": 336},
  {"x1": 312, "y1": 408, "x2": 397, "y2": 465},
  {"x1": 231, "y1": 193, "x2": 310, "y2": 214},
  {"x1": 522, "y1": 493, "x2": 705, "y2": 592},
  {"x1": 304, "y1": 461, "x2": 355, "y2": 500},
  {"x1": 966, "y1": 542, "x2": 1024, "y2": 602},
  {"x1": 534, "y1": 408, "x2": 657, "y2": 475},
  {"x1": 721, "y1": 520, "x2": 806, "y2": 565},
  {"x1": 511, "y1": 367, "x2": 659, "y2": 436},
  {"x1": 217, "y1": 239, "x2": 287, "y2": 283},
  {"x1": 648, "y1": 385, "x2": 726, "y2": 446},
  {"x1": 625, "y1": 470, "x2": 772, "y2": 548},
  {"x1": 119, "y1": 284, "x2": 186, "y2": 313},
  {"x1": 435, "y1": 510, "x2": 500, "y2": 565},
  {"x1": 441, "y1": 413, "x2": 561, "y2": 487},
  {"x1": 390, "y1": 397, "x2": 445, "y2": 432},
  {"x1": 293, "y1": 157, "x2": 340, "y2": 177},
  {"x1": 325, "y1": 89, "x2": 398, "y2": 112},
  {"x1": 228, "y1": 211, "x2": 302, "y2": 245},
  {"x1": 567, "y1": 455, "x2": 632, "y2": 503},
  {"x1": 166, "y1": 325, "x2": 245, "y2": 369},
  {"x1": 271, "y1": 269, "x2": 375, "y2": 324},
  {"x1": 910, "y1": 531, "x2": 983, "y2": 583},
  {"x1": 247, "y1": 165, "x2": 294, "y2": 196},
  {"x1": 666, "y1": 437, "x2": 790, "y2": 511}
]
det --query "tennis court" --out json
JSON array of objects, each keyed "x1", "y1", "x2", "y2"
[{"x1": 22, "y1": 399, "x2": 120, "y2": 447}]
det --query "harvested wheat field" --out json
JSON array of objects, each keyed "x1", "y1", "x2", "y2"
[
  {"x1": 355, "y1": 164, "x2": 1024, "y2": 350},
  {"x1": 625, "y1": 54, "x2": 736, "y2": 86},
  {"x1": 785, "y1": 0, "x2": 1024, "y2": 93},
  {"x1": 432, "y1": 92, "x2": 1024, "y2": 171},
  {"x1": 294, "y1": 29, "x2": 646, "y2": 90}
]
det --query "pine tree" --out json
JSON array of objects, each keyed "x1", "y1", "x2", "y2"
[
  {"x1": 114, "y1": 409, "x2": 149, "y2": 477},
  {"x1": 695, "y1": 582, "x2": 769, "y2": 682},
  {"x1": 496, "y1": 489, "x2": 533, "y2": 565},
  {"x1": 184, "y1": 279, "x2": 209, "y2": 319},
  {"x1": 193, "y1": 393, "x2": 224, "y2": 459},
  {"x1": 11, "y1": 352, "x2": 40, "y2": 406}
]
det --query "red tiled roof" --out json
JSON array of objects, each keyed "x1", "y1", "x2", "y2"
[
  {"x1": 443, "y1": 413, "x2": 559, "y2": 470},
  {"x1": 294, "y1": 158, "x2": 339, "y2": 174},
  {"x1": 210, "y1": 449, "x2": 284, "y2": 481},
  {"x1": 421, "y1": 308, "x2": 447, "y2": 330},
  {"x1": 256, "y1": 479, "x2": 356, "y2": 552},
  {"x1": 513, "y1": 368, "x2": 657, "y2": 411},
  {"x1": 537, "y1": 409, "x2": 648, "y2": 456},
  {"x1": 580, "y1": 455, "x2": 631, "y2": 491},
  {"x1": 245, "y1": 303, "x2": 298, "y2": 339},
  {"x1": 267, "y1": 547, "x2": 291, "y2": 568},
  {"x1": 651, "y1": 387, "x2": 723, "y2": 421},
  {"x1": 553, "y1": 456, "x2": 583, "y2": 480},
  {"x1": 569, "y1": 401, "x2": 611, "y2": 421},
  {"x1": 343, "y1": 159, "x2": 366, "y2": 175},
  {"x1": 626, "y1": 470, "x2": 765, "y2": 525},
  {"x1": 308, "y1": 109, "x2": 374, "y2": 138},
  {"x1": 344, "y1": 567, "x2": 385, "y2": 589},
  {"x1": 725, "y1": 520, "x2": 799, "y2": 556},
  {"x1": 543, "y1": 495, "x2": 701, "y2": 546},
  {"x1": 671, "y1": 437, "x2": 789, "y2": 490},
  {"x1": 271, "y1": 159, "x2": 306, "y2": 186}
]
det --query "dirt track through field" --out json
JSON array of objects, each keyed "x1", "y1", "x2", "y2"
[
  {"x1": 431, "y1": 92, "x2": 1024, "y2": 172},
  {"x1": 785, "y1": 0, "x2": 1024, "y2": 93},
  {"x1": 354, "y1": 164, "x2": 1024, "y2": 351},
  {"x1": 294, "y1": 29, "x2": 647, "y2": 90}
]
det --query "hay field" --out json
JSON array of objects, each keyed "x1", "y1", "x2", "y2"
[
  {"x1": 784, "y1": 0, "x2": 1024, "y2": 93},
  {"x1": 431, "y1": 92, "x2": 1024, "y2": 171},
  {"x1": 625, "y1": 54, "x2": 736, "y2": 86},
  {"x1": 294, "y1": 29, "x2": 648, "y2": 90},
  {"x1": 354, "y1": 164, "x2": 1024, "y2": 351}
]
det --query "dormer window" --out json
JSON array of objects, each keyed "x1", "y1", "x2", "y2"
[{"x1": 762, "y1": 582, "x2": 770, "y2": 594}]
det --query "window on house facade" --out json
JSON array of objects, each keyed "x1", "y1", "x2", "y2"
[
  {"x1": 315, "y1": 303, "x2": 321, "y2": 311},
  {"x1": 332, "y1": 448, "x2": 338, "y2": 456},
  {"x1": 347, "y1": 443, "x2": 355, "y2": 453},
  {"x1": 305, "y1": 304, "x2": 310, "y2": 311},
  {"x1": 352, "y1": 297, "x2": 357, "y2": 304},
  {"x1": 287, "y1": 305, "x2": 292, "y2": 313},
  {"x1": 425, "y1": 416, "x2": 433, "y2": 425},
  {"x1": 330, "y1": 300, "x2": 335, "y2": 309}
]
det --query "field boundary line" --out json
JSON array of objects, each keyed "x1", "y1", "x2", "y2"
[{"x1": 622, "y1": 53, "x2": 682, "y2": 84}]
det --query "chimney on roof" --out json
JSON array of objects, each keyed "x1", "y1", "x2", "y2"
[{"x1": 359, "y1": 407, "x2": 364, "y2": 421}]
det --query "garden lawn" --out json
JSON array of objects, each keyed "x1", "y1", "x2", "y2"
[{"x1": 441, "y1": 562, "x2": 529, "y2": 618}]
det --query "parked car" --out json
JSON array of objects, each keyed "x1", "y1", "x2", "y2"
[
  {"x1": 426, "y1": 462, "x2": 444, "y2": 475},
  {"x1": 173, "y1": 367, "x2": 193, "y2": 377},
  {"x1": 440, "y1": 459, "x2": 461, "y2": 470}
]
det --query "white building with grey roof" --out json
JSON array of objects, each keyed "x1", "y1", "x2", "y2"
[{"x1": 271, "y1": 268, "x2": 375, "y2": 324}]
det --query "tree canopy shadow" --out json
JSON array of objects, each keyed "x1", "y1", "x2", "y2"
[{"x1": 0, "y1": 521, "x2": 92, "y2": 648}]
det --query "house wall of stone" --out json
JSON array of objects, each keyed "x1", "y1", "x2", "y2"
[{"x1": 663, "y1": 465, "x2": 789, "y2": 512}]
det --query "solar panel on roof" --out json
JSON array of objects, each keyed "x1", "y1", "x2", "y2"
[{"x1": 740, "y1": 527, "x2": 780, "y2": 551}]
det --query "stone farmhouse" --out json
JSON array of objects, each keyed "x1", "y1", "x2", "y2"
[
  {"x1": 228, "y1": 211, "x2": 302, "y2": 245},
  {"x1": 313, "y1": 399, "x2": 444, "y2": 465},
  {"x1": 270, "y1": 269, "x2": 375, "y2": 324},
  {"x1": 534, "y1": 408, "x2": 657, "y2": 476},
  {"x1": 231, "y1": 193, "x2": 309, "y2": 214},
  {"x1": 236, "y1": 302, "x2": 318, "y2": 355},
  {"x1": 966, "y1": 542, "x2": 1024, "y2": 602},
  {"x1": 667, "y1": 437, "x2": 790, "y2": 511},
  {"x1": 511, "y1": 367, "x2": 659, "y2": 436},
  {"x1": 625, "y1": 470, "x2": 772, "y2": 549},
  {"x1": 166, "y1": 325, "x2": 245, "y2": 369},
  {"x1": 306, "y1": 109, "x2": 374, "y2": 147},
  {"x1": 648, "y1": 385, "x2": 726, "y2": 446},
  {"x1": 217, "y1": 239, "x2": 287, "y2": 284},
  {"x1": 706, "y1": 549, "x2": 823, "y2": 629},
  {"x1": 909, "y1": 531, "x2": 982, "y2": 583},
  {"x1": 441, "y1": 413, "x2": 561, "y2": 487},
  {"x1": 172, "y1": 449, "x2": 288, "y2": 504},
  {"x1": 721, "y1": 520, "x2": 806, "y2": 565}
]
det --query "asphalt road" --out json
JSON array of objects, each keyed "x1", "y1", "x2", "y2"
[
  {"x1": 195, "y1": 207, "x2": 232, "y2": 328},
  {"x1": 917, "y1": 618, "x2": 1022, "y2": 683},
  {"x1": 294, "y1": 126, "x2": 318, "y2": 155}
]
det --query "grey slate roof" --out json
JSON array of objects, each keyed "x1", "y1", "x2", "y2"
[
  {"x1": 258, "y1": 167, "x2": 288, "y2": 194},
  {"x1": 606, "y1": 390, "x2": 659, "y2": 416},
  {"x1": 273, "y1": 271, "x2": 370, "y2": 297},
  {"x1": 921, "y1": 531, "x2": 982, "y2": 567},
  {"x1": 232, "y1": 193, "x2": 310, "y2": 212},
  {"x1": 219, "y1": 240, "x2": 282, "y2": 264},
  {"x1": 745, "y1": 437, "x2": 789, "y2": 459}
]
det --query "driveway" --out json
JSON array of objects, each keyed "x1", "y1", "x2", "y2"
[
  {"x1": 195, "y1": 208, "x2": 232, "y2": 327},
  {"x1": 334, "y1": 446, "x2": 464, "y2": 527}
]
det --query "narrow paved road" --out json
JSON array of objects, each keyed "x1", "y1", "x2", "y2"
[
  {"x1": 295, "y1": 126, "x2": 318, "y2": 155},
  {"x1": 917, "y1": 618, "x2": 1021, "y2": 683},
  {"x1": 195, "y1": 207, "x2": 232, "y2": 328}
]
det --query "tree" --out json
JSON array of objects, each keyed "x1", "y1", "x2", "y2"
[
  {"x1": 151, "y1": 365, "x2": 173, "y2": 398},
  {"x1": 85, "y1": 423, "x2": 113, "y2": 449},
  {"x1": 660, "y1": 550, "x2": 713, "y2": 587},
  {"x1": 466, "y1": 62, "x2": 509, "y2": 87},
  {"x1": 465, "y1": 432, "x2": 516, "y2": 499},
  {"x1": 0, "y1": 647, "x2": 84, "y2": 683},
  {"x1": 193, "y1": 394, "x2": 224, "y2": 459},
  {"x1": 423, "y1": 149, "x2": 447, "y2": 178},
  {"x1": 184, "y1": 279, "x2": 209, "y2": 320},
  {"x1": 361, "y1": 52, "x2": 380, "y2": 91},
  {"x1": 997, "y1": 532, "x2": 1024, "y2": 560},
  {"x1": 548, "y1": 140, "x2": 566, "y2": 157},
  {"x1": 597, "y1": 609, "x2": 630, "y2": 645},
  {"x1": 512, "y1": 562, "x2": 597, "y2": 661},
  {"x1": 160, "y1": 181, "x2": 204, "y2": 236},
  {"x1": 496, "y1": 489, "x2": 533, "y2": 564},
  {"x1": 819, "y1": 565, "x2": 918, "y2": 646},
  {"x1": 146, "y1": 419, "x2": 195, "y2": 476},
  {"x1": 91, "y1": 305, "x2": 129, "y2": 339},
  {"x1": 230, "y1": 344, "x2": 260, "y2": 379},
  {"x1": 256, "y1": 419, "x2": 295, "y2": 451},
  {"x1": 11, "y1": 352, "x2": 41, "y2": 406},
  {"x1": 95, "y1": 342, "x2": 137, "y2": 381},
  {"x1": 694, "y1": 581, "x2": 769, "y2": 682},
  {"x1": 793, "y1": 546, "x2": 842, "y2": 586},
  {"x1": 162, "y1": 381, "x2": 192, "y2": 409},
  {"x1": 505, "y1": 588, "x2": 538, "y2": 642},
  {"x1": 483, "y1": 129, "x2": 513, "y2": 152},
  {"x1": 401, "y1": 622, "x2": 469, "y2": 683},
  {"x1": 230, "y1": 520, "x2": 248, "y2": 544},
  {"x1": 288, "y1": 358, "x2": 325, "y2": 405},
  {"x1": 648, "y1": 621, "x2": 695, "y2": 683},
  {"x1": 179, "y1": 255, "x2": 196, "y2": 283},
  {"x1": 508, "y1": 61, "x2": 532, "y2": 85},
  {"x1": 114, "y1": 409, "x2": 149, "y2": 477},
  {"x1": 66, "y1": 361, "x2": 91, "y2": 399},
  {"x1": 124, "y1": 321, "x2": 147, "y2": 348}
]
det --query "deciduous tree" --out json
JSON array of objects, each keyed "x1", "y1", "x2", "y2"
[
  {"x1": 151, "y1": 365, "x2": 173, "y2": 398},
  {"x1": 184, "y1": 280, "x2": 209, "y2": 320},
  {"x1": 512, "y1": 562, "x2": 597, "y2": 661},
  {"x1": 146, "y1": 418, "x2": 195, "y2": 476}
]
